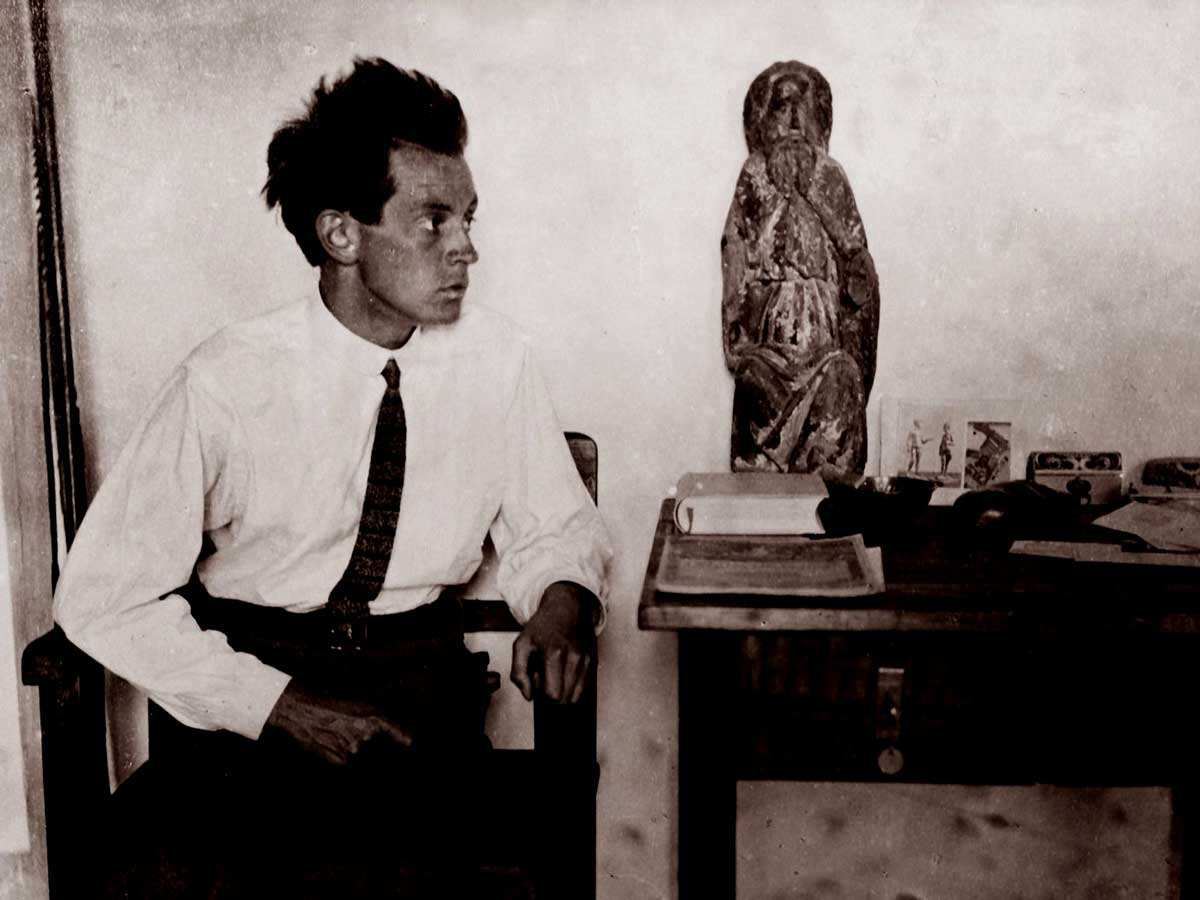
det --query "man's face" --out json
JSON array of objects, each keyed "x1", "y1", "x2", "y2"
[
  {"x1": 356, "y1": 145, "x2": 478, "y2": 330},
  {"x1": 763, "y1": 75, "x2": 820, "y2": 148}
]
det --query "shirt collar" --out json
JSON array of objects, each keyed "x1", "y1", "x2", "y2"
[{"x1": 305, "y1": 293, "x2": 423, "y2": 376}]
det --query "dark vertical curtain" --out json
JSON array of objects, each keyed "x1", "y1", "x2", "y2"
[{"x1": 27, "y1": 0, "x2": 88, "y2": 587}]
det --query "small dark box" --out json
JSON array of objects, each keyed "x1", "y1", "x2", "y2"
[{"x1": 1027, "y1": 450, "x2": 1124, "y2": 505}]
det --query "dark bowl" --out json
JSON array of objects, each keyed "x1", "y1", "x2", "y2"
[
  {"x1": 858, "y1": 475, "x2": 939, "y2": 503},
  {"x1": 817, "y1": 476, "x2": 936, "y2": 543}
]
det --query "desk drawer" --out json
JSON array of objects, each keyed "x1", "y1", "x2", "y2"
[{"x1": 729, "y1": 633, "x2": 1192, "y2": 784}]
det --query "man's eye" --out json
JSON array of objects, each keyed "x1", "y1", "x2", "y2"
[
  {"x1": 419, "y1": 216, "x2": 443, "y2": 233},
  {"x1": 464, "y1": 215, "x2": 475, "y2": 233}
]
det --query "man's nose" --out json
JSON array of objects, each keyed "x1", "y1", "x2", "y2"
[
  {"x1": 446, "y1": 225, "x2": 478, "y2": 265},
  {"x1": 789, "y1": 102, "x2": 803, "y2": 128}
]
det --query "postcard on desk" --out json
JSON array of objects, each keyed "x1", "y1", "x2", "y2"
[
  {"x1": 655, "y1": 531, "x2": 884, "y2": 597},
  {"x1": 878, "y1": 397, "x2": 1017, "y2": 505}
]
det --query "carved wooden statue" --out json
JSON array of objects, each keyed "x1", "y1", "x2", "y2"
[{"x1": 722, "y1": 61, "x2": 879, "y2": 478}]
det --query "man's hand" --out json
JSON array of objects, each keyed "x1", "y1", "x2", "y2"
[
  {"x1": 264, "y1": 680, "x2": 412, "y2": 765},
  {"x1": 510, "y1": 581, "x2": 599, "y2": 704}
]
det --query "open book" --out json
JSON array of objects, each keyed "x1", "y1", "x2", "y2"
[{"x1": 673, "y1": 472, "x2": 827, "y2": 535}]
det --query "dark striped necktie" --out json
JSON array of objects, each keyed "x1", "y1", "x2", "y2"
[{"x1": 328, "y1": 358, "x2": 406, "y2": 647}]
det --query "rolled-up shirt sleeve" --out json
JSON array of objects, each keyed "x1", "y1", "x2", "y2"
[
  {"x1": 489, "y1": 346, "x2": 613, "y2": 627},
  {"x1": 53, "y1": 367, "x2": 291, "y2": 739}
]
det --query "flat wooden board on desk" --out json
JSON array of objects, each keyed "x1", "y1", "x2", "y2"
[
  {"x1": 1010, "y1": 540, "x2": 1200, "y2": 566},
  {"x1": 655, "y1": 531, "x2": 883, "y2": 597}
]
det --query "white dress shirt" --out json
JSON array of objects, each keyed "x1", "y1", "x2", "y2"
[{"x1": 53, "y1": 295, "x2": 612, "y2": 740}]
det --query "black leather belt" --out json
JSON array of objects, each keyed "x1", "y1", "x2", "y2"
[{"x1": 178, "y1": 578, "x2": 464, "y2": 655}]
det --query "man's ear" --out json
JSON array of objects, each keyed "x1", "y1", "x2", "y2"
[{"x1": 315, "y1": 210, "x2": 362, "y2": 265}]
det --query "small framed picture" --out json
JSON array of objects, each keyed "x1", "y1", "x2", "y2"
[
  {"x1": 963, "y1": 421, "x2": 1012, "y2": 490},
  {"x1": 880, "y1": 399, "x2": 1014, "y2": 503},
  {"x1": 888, "y1": 402, "x2": 965, "y2": 487}
]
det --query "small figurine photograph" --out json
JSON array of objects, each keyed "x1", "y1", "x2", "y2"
[
  {"x1": 937, "y1": 422, "x2": 955, "y2": 477},
  {"x1": 964, "y1": 421, "x2": 1012, "y2": 489},
  {"x1": 887, "y1": 401, "x2": 963, "y2": 487}
]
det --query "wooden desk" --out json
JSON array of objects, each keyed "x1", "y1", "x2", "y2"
[{"x1": 639, "y1": 499, "x2": 1200, "y2": 899}]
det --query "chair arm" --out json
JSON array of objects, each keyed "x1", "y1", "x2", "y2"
[
  {"x1": 21, "y1": 624, "x2": 96, "y2": 689},
  {"x1": 461, "y1": 597, "x2": 522, "y2": 633},
  {"x1": 21, "y1": 626, "x2": 107, "y2": 770}
]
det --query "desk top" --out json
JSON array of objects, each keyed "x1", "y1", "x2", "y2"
[{"x1": 638, "y1": 499, "x2": 1200, "y2": 633}]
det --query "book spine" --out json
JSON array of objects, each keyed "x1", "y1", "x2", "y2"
[{"x1": 675, "y1": 495, "x2": 823, "y2": 535}]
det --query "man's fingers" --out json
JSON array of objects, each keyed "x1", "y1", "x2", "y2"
[
  {"x1": 517, "y1": 643, "x2": 592, "y2": 703},
  {"x1": 369, "y1": 716, "x2": 413, "y2": 749},
  {"x1": 318, "y1": 744, "x2": 348, "y2": 766},
  {"x1": 511, "y1": 635, "x2": 534, "y2": 700},
  {"x1": 566, "y1": 653, "x2": 591, "y2": 705},
  {"x1": 270, "y1": 683, "x2": 411, "y2": 763},
  {"x1": 563, "y1": 648, "x2": 588, "y2": 702},
  {"x1": 316, "y1": 729, "x2": 353, "y2": 765},
  {"x1": 543, "y1": 647, "x2": 567, "y2": 701},
  {"x1": 321, "y1": 716, "x2": 409, "y2": 764},
  {"x1": 556, "y1": 650, "x2": 583, "y2": 704}
]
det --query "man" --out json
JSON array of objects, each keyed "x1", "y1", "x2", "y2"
[{"x1": 53, "y1": 58, "x2": 611, "y2": 895}]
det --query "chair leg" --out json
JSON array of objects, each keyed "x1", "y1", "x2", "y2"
[
  {"x1": 38, "y1": 661, "x2": 110, "y2": 898},
  {"x1": 532, "y1": 660, "x2": 597, "y2": 900}
]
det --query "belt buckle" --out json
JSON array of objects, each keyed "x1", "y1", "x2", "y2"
[{"x1": 329, "y1": 617, "x2": 368, "y2": 652}]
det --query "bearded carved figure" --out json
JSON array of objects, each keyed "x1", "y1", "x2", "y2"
[{"x1": 722, "y1": 61, "x2": 879, "y2": 478}]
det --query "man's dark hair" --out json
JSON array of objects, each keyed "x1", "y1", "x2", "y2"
[{"x1": 263, "y1": 57, "x2": 468, "y2": 266}]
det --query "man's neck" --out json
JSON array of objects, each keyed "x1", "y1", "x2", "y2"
[{"x1": 318, "y1": 268, "x2": 416, "y2": 350}]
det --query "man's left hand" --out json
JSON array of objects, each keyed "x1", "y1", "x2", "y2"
[{"x1": 510, "y1": 581, "x2": 599, "y2": 704}]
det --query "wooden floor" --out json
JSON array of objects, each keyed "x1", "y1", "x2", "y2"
[{"x1": 737, "y1": 782, "x2": 1171, "y2": 900}]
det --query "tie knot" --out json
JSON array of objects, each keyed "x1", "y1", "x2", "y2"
[{"x1": 381, "y1": 358, "x2": 400, "y2": 391}]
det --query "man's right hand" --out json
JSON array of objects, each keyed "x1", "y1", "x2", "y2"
[{"x1": 263, "y1": 680, "x2": 412, "y2": 765}]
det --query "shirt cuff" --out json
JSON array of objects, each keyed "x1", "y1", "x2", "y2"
[{"x1": 225, "y1": 663, "x2": 293, "y2": 740}]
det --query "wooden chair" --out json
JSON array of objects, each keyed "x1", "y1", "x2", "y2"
[{"x1": 22, "y1": 432, "x2": 600, "y2": 899}]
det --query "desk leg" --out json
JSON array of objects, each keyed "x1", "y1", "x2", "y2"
[
  {"x1": 1175, "y1": 781, "x2": 1199, "y2": 900},
  {"x1": 678, "y1": 633, "x2": 737, "y2": 900}
]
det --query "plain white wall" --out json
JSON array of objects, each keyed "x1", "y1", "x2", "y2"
[{"x1": 48, "y1": 1, "x2": 1200, "y2": 897}]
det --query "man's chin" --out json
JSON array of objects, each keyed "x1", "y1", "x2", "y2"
[{"x1": 421, "y1": 298, "x2": 464, "y2": 325}]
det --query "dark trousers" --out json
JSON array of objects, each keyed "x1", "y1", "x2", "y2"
[{"x1": 98, "y1": 591, "x2": 538, "y2": 899}]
